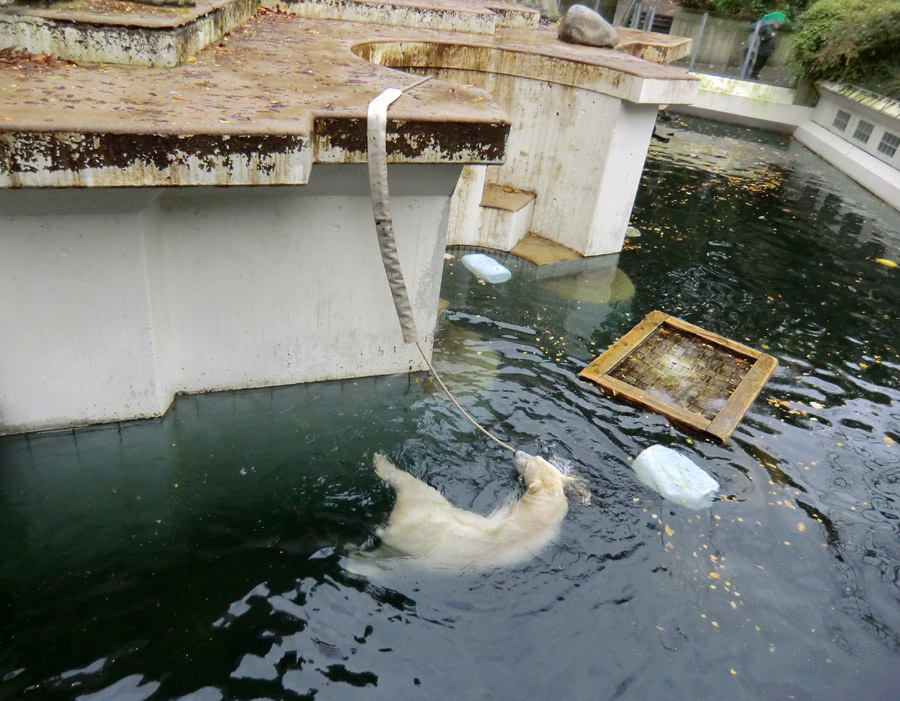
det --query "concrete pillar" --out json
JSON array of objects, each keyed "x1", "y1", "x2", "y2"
[
  {"x1": 436, "y1": 67, "x2": 660, "y2": 256},
  {"x1": 583, "y1": 100, "x2": 660, "y2": 255}
]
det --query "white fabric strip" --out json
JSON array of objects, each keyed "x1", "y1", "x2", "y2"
[{"x1": 367, "y1": 86, "x2": 418, "y2": 345}]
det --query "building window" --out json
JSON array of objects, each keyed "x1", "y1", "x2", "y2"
[
  {"x1": 853, "y1": 120, "x2": 874, "y2": 144},
  {"x1": 877, "y1": 131, "x2": 899, "y2": 159},
  {"x1": 833, "y1": 110, "x2": 850, "y2": 131}
]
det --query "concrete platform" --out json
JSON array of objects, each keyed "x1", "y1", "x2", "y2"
[
  {"x1": 0, "y1": 14, "x2": 514, "y2": 187},
  {"x1": 0, "y1": 3, "x2": 698, "y2": 433},
  {"x1": 1, "y1": 0, "x2": 693, "y2": 66},
  {"x1": 0, "y1": 9, "x2": 697, "y2": 188}
]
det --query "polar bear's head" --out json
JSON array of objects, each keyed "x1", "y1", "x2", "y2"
[{"x1": 514, "y1": 451, "x2": 572, "y2": 496}]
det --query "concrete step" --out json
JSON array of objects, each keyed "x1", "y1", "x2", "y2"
[{"x1": 477, "y1": 183, "x2": 536, "y2": 251}]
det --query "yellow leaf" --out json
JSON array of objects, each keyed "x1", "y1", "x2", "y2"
[
  {"x1": 709, "y1": 571, "x2": 720, "y2": 579},
  {"x1": 875, "y1": 258, "x2": 898, "y2": 268},
  {"x1": 665, "y1": 524, "x2": 674, "y2": 537},
  {"x1": 797, "y1": 523, "x2": 806, "y2": 532}
]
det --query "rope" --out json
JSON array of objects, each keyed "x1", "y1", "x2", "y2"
[
  {"x1": 367, "y1": 78, "x2": 518, "y2": 455},
  {"x1": 416, "y1": 341, "x2": 517, "y2": 454}
]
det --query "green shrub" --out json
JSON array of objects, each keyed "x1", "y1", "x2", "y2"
[{"x1": 791, "y1": 0, "x2": 900, "y2": 97}]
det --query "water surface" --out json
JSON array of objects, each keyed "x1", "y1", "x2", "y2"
[{"x1": 1, "y1": 117, "x2": 898, "y2": 700}]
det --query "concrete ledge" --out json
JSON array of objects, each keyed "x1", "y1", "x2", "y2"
[
  {"x1": 670, "y1": 74, "x2": 813, "y2": 132},
  {"x1": 355, "y1": 34, "x2": 699, "y2": 105},
  {"x1": 794, "y1": 121, "x2": 900, "y2": 211},
  {"x1": 0, "y1": 131, "x2": 311, "y2": 187},
  {"x1": 262, "y1": 0, "x2": 523, "y2": 34},
  {"x1": 483, "y1": 1, "x2": 539, "y2": 29},
  {"x1": 510, "y1": 233, "x2": 579, "y2": 266},
  {"x1": 615, "y1": 26, "x2": 693, "y2": 64},
  {"x1": 0, "y1": 16, "x2": 513, "y2": 186},
  {"x1": 0, "y1": 0, "x2": 257, "y2": 67},
  {"x1": 480, "y1": 183, "x2": 534, "y2": 211}
]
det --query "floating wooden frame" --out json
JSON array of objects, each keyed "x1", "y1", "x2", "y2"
[{"x1": 579, "y1": 311, "x2": 777, "y2": 441}]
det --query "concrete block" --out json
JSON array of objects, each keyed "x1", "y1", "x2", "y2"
[{"x1": 477, "y1": 184, "x2": 536, "y2": 250}]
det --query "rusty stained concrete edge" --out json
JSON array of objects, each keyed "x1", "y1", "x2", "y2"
[
  {"x1": 482, "y1": 2, "x2": 538, "y2": 28},
  {"x1": 353, "y1": 38, "x2": 699, "y2": 105},
  {"x1": 0, "y1": 0, "x2": 258, "y2": 67},
  {"x1": 0, "y1": 114, "x2": 508, "y2": 186},
  {"x1": 262, "y1": 0, "x2": 537, "y2": 33},
  {"x1": 313, "y1": 116, "x2": 508, "y2": 164},
  {"x1": 265, "y1": 0, "x2": 497, "y2": 32},
  {"x1": 0, "y1": 131, "x2": 311, "y2": 186},
  {"x1": 0, "y1": 0, "x2": 248, "y2": 30}
]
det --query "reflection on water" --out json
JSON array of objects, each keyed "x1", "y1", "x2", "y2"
[{"x1": 1, "y1": 116, "x2": 899, "y2": 699}]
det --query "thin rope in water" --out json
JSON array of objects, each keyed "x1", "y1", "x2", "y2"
[{"x1": 415, "y1": 341, "x2": 517, "y2": 454}]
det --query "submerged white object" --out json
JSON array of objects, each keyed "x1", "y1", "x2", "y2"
[
  {"x1": 631, "y1": 445, "x2": 719, "y2": 510},
  {"x1": 461, "y1": 253, "x2": 511, "y2": 283}
]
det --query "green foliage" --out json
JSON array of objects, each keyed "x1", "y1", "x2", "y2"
[
  {"x1": 679, "y1": 0, "x2": 811, "y2": 20},
  {"x1": 791, "y1": 0, "x2": 900, "y2": 97}
]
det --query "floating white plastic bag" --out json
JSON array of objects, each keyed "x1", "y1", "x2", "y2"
[
  {"x1": 632, "y1": 445, "x2": 719, "y2": 510},
  {"x1": 461, "y1": 253, "x2": 511, "y2": 283}
]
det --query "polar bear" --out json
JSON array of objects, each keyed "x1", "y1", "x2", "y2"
[{"x1": 354, "y1": 451, "x2": 574, "y2": 572}]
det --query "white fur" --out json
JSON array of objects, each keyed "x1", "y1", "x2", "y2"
[{"x1": 362, "y1": 451, "x2": 572, "y2": 571}]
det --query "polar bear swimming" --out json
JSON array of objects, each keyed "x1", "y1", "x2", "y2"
[{"x1": 351, "y1": 451, "x2": 575, "y2": 572}]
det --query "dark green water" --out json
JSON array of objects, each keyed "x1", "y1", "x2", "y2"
[{"x1": 2, "y1": 117, "x2": 899, "y2": 700}]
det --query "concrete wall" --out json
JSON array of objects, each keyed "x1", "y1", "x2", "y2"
[
  {"x1": 793, "y1": 83, "x2": 900, "y2": 211},
  {"x1": 811, "y1": 83, "x2": 900, "y2": 171},
  {"x1": 667, "y1": 74, "x2": 900, "y2": 211},
  {"x1": 671, "y1": 74, "x2": 813, "y2": 132},
  {"x1": 0, "y1": 164, "x2": 461, "y2": 434},
  {"x1": 670, "y1": 9, "x2": 792, "y2": 69}
]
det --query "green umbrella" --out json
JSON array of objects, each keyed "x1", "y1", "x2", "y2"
[{"x1": 763, "y1": 11, "x2": 787, "y2": 22}]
